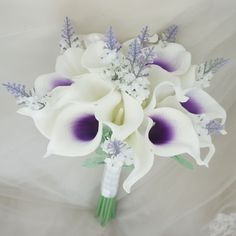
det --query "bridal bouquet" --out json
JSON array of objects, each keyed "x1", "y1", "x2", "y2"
[{"x1": 3, "y1": 17, "x2": 228, "y2": 226}]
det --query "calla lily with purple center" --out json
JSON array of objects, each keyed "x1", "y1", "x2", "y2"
[
  {"x1": 123, "y1": 106, "x2": 201, "y2": 193},
  {"x1": 151, "y1": 43, "x2": 191, "y2": 75},
  {"x1": 158, "y1": 87, "x2": 226, "y2": 167},
  {"x1": 17, "y1": 72, "x2": 76, "y2": 138},
  {"x1": 34, "y1": 72, "x2": 74, "y2": 97},
  {"x1": 45, "y1": 103, "x2": 103, "y2": 157}
]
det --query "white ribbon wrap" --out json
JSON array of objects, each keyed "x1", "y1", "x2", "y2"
[{"x1": 101, "y1": 161, "x2": 122, "y2": 198}]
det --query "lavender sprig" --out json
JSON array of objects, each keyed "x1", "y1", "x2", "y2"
[
  {"x1": 135, "y1": 47, "x2": 156, "y2": 77},
  {"x1": 102, "y1": 26, "x2": 155, "y2": 103},
  {"x1": 206, "y1": 119, "x2": 225, "y2": 135},
  {"x1": 3, "y1": 82, "x2": 46, "y2": 110},
  {"x1": 2, "y1": 82, "x2": 31, "y2": 98},
  {"x1": 203, "y1": 58, "x2": 229, "y2": 74},
  {"x1": 60, "y1": 17, "x2": 80, "y2": 52},
  {"x1": 61, "y1": 17, "x2": 74, "y2": 47},
  {"x1": 104, "y1": 26, "x2": 121, "y2": 51},
  {"x1": 138, "y1": 26, "x2": 150, "y2": 46},
  {"x1": 160, "y1": 25, "x2": 178, "y2": 42},
  {"x1": 195, "y1": 58, "x2": 229, "y2": 87},
  {"x1": 127, "y1": 39, "x2": 142, "y2": 66}
]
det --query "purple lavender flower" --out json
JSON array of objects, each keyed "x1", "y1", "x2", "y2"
[
  {"x1": 161, "y1": 25, "x2": 178, "y2": 42},
  {"x1": 138, "y1": 26, "x2": 150, "y2": 45},
  {"x1": 127, "y1": 27, "x2": 156, "y2": 77},
  {"x1": 2, "y1": 82, "x2": 31, "y2": 98},
  {"x1": 60, "y1": 17, "x2": 80, "y2": 52},
  {"x1": 3, "y1": 82, "x2": 46, "y2": 110},
  {"x1": 135, "y1": 47, "x2": 156, "y2": 77},
  {"x1": 127, "y1": 39, "x2": 142, "y2": 65},
  {"x1": 104, "y1": 26, "x2": 121, "y2": 51},
  {"x1": 206, "y1": 119, "x2": 224, "y2": 135},
  {"x1": 204, "y1": 58, "x2": 229, "y2": 74}
]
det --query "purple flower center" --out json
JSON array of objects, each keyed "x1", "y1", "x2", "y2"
[
  {"x1": 51, "y1": 78, "x2": 74, "y2": 89},
  {"x1": 180, "y1": 97, "x2": 203, "y2": 114},
  {"x1": 149, "y1": 116, "x2": 174, "y2": 145},
  {"x1": 152, "y1": 58, "x2": 176, "y2": 72},
  {"x1": 72, "y1": 114, "x2": 99, "y2": 142}
]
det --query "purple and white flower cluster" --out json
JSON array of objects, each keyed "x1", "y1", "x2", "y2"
[{"x1": 3, "y1": 18, "x2": 228, "y2": 193}]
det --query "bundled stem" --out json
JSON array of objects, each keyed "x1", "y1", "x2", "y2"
[
  {"x1": 96, "y1": 196, "x2": 117, "y2": 226},
  {"x1": 96, "y1": 162, "x2": 122, "y2": 226}
]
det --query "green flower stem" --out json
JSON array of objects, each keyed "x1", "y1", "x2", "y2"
[{"x1": 96, "y1": 195, "x2": 117, "y2": 226}]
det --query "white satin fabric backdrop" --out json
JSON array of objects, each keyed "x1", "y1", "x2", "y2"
[{"x1": 0, "y1": 0, "x2": 235, "y2": 235}]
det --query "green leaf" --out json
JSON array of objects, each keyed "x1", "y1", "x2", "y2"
[
  {"x1": 123, "y1": 164, "x2": 134, "y2": 171},
  {"x1": 172, "y1": 155, "x2": 194, "y2": 170},
  {"x1": 95, "y1": 146, "x2": 106, "y2": 155},
  {"x1": 83, "y1": 155, "x2": 106, "y2": 168},
  {"x1": 102, "y1": 125, "x2": 112, "y2": 141}
]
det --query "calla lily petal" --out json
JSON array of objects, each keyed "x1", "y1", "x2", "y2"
[
  {"x1": 55, "y1": 47, "x2": 87, "y2": 76},
  {"x1": 159, "y1": 95, "x2": 225, "y2": 166},
  {"x1": 180, "y1": 88, "x2": 226, "y2": 122},
  {"x1": 95, "y1": 90, "x2": 122, "y2": 122},
  {"x1": 145, "y1": 81, "x2": 188, "y2": 113},
  {"x1": 34, "y1": 73, "x2": 74, "y2": 97},
  {"x1": 123, "y1": 131, "x2": 154, "y2": 193},
  {"x1": 80, "y1": 33, "x2": 104, "y2": 48},
  {"x1": 145, "y1": 67, "x2": 188, "y2": 111},
  {"x1": 199, "y1": 134, "x2": 215, "y2": 167},
  {"x1": 152, "y1": 43, "x2": 191, "y2": 75},
  {"x1": 81, "y1": 41, "x2": 107, "y2": 73},
  {"x1": 17, "y1": 81, "x2": 74, "y2": 139},
  {"x1": 17, "y1": 102, "x2": 61, "y2": 139},
  {"x1": 95, "y1": 92, "x2": 144, "y2": 140},
  {"x1": 180, "y1": 65, "x2": 196, "y2": 89},
  {"x1": 17, "y1": 80, "x2": 76, "y2": 139},
  {"x1": 148, "y1": 66, "x2": 182, "y2": 95},
  {"x1": 53, "y1": 73, "x2": 115, "y2": 108},
  {"x1": 46, "y1": 103, "x2": 102, "y2": 157},
  {"x1": 146, "y1": 107, "x2": 203, "y2": 165}
]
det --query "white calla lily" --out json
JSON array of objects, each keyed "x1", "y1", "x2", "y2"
[
  {"x1": 159, "y1": 89, "x2": 226, "y2": 166},
  {"x1": 17, "y1": 98, "x2": 63, "y2": 139},
  {"x1": 52, "y1": 73, "x2": 115, "y2": 109},
  {"x1": 180, "y1": 65, "x2": 196, "y2": 89},
  {"x1": 152, "y1": 43, "x2": 191, "y2": 75},
  {"x1": 146, "y1": 107, "x2": 202, "y2": 165},
  {"x1": 180, "y1": 88, "x2": 226, "y2": 122},
  {"x1": 55, "y1": 47, "x2": 87, "y2": 76},
  {"x1": 146, "y1": 81, "x2": 188, "y2": 112},
  {"x1": 45, "y1": 103, "x2": 102, "y2": 157},
  {"x1": 80, "y1": 33, "x2": 104, "y2": 48},
  {"x1": 198, "y1": 135, "x2": 215, "y2": 167},
  {"x1": 95, "y1": 91, "x2": 144, "y2": 140},
  {"x1": 123, "y1": 130, "x2": 154, "y2": 193},
  {"x1": 145, "y1": 66, "x2": 188, "y2": 112},
  {"x1": 81, "y1": 41, "x2": 108, "y2": 73},
  {"x1": 123, "y1": 105, "x2": 203, "y2": 193},
  {"x1": 159, "y1": 89, "x2": 226, "y2": 124},
  {"x1": 34, "y1": 72, "x2": 74, "y2": 97},
  {"x1": 17, "y1": 73, "x2": 76, "y2": 138}
]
